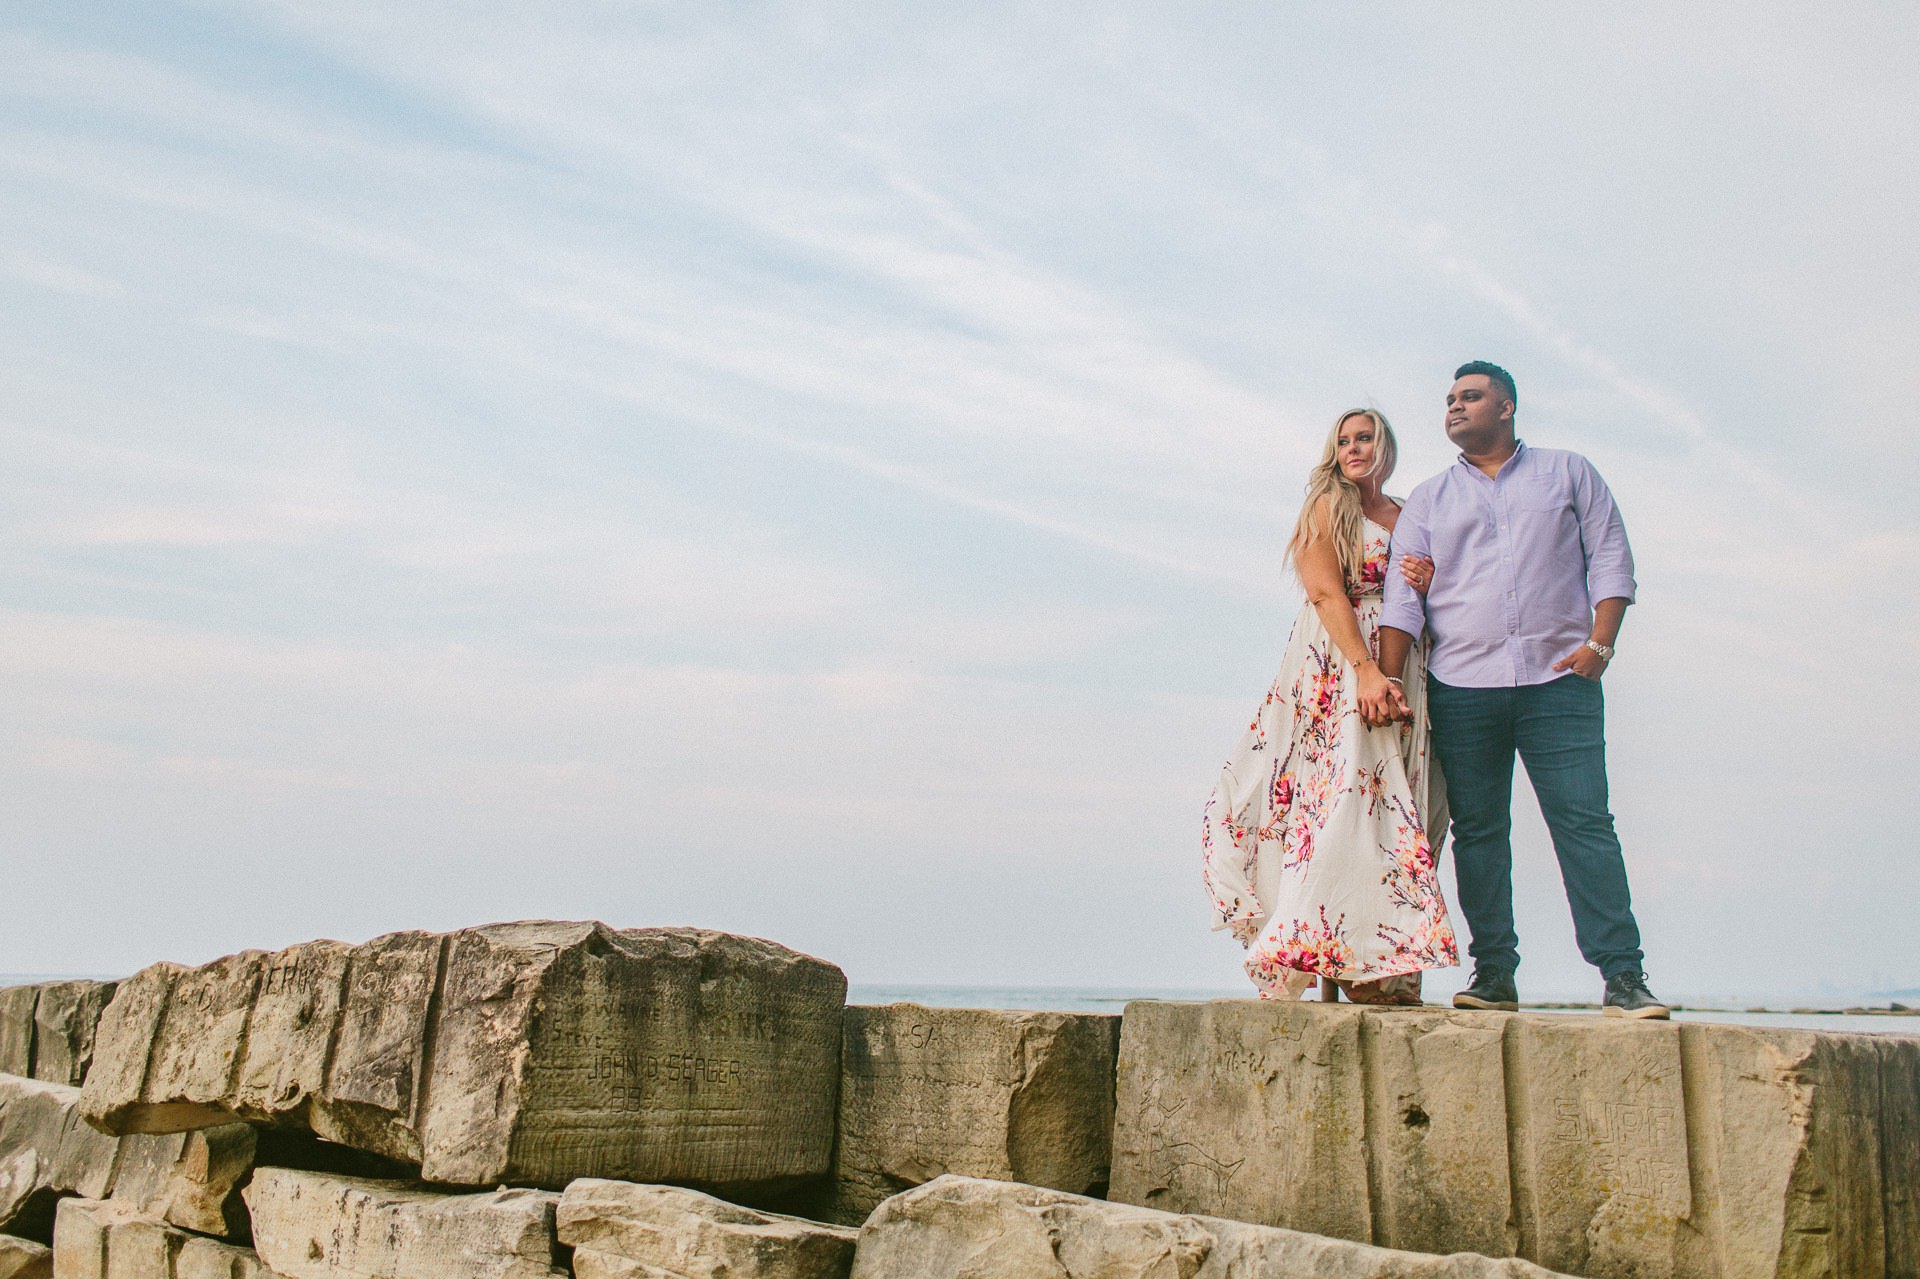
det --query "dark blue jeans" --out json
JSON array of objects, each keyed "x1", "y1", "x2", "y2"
[{"x1": 1426, "y1": 673, "x2": 1644, "y2": 980}]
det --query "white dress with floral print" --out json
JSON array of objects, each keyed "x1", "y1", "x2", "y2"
[{"x1": 1202, "y1": 516, "x2": 1458, "y2": 998}]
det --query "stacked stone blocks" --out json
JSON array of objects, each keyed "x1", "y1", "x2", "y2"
[
  {"x1": 5, "y1": 931, "x2": 1918, "y2": 1279},
  {"x1": 1111, "y1": 999, "x2": 1917, "y2": 1279}
]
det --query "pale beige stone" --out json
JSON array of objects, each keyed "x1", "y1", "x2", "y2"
[
  {"x1": 230, "y1": 944, "x2": 352, "y2": 1132},
  {"x1": 243, "y1": 1169, "x2": 563, "y2": 1279},
  {"x1": 141, "y1": 954, "x2": 267, "y2": 1137},
  {"x1": 0, "y1": 1235, "x2": 51, "y2": 1279},
  {"x1": 174, "y1": 1237, "x2": 272, "y2": 1279},
  {"x1": 49, "y1": 1197, "x2": 110, "y2": 1279},
  {"x1": 29, "y1": 984, "x2": 118, "y2": 1089},
  {"x1": 825, "y1": 1004, "x2": 1118, "y2": 1224},
  {"x1": 1108, "y1": 999, "x2": 1920, "y2": 1279},
  {"x1": 82, "y1": 923, "x2": 846, "y2": 1191},
  {"x1": 1110, "y1": 999, "x2": 1371, "y2": 1241},
  {"x1": 80, "y1": 968, "x2": 183, "y2": 1135},
  {"x1": 110, "y1": 1126, "x2": 256, "y2": 1238},
  {"x1": 98, "y1": 1210, "x2": 179, "y2": 1279},
  {"x1": 1672, "y1": 1023, "x2": 1892, "y2": 1279},
  {"x1": 50, "y1": 1199, "x2": 270, "y2": 1279},
  {"x1": 849, "y1": 1175, "x2": 1569, "y2": 1279},
  {"x1": 309, "y1": 933, "x2": 438, "y2": 1163},
  {"x1": 0, "y1": 1071, "x2": 257, "y2": 1241},
  {"x1": 1505, "y1": 1015, "x2": 1691, "y2": 1277},
  {"x1": 559, "y1": 1178, "x2": 855, "y2": 1279},
  {"x1": 1358, "y1": 1009, "x2": 1514, "y2": 1258},
  {"x1": 0, "y1": 996, "x2": 34, "y2": 1082},
  {"x1": 0, "y1": 1076, "x2": 119, "y2": 1234}
]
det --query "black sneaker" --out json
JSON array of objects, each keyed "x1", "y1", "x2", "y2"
[
  {"x1": 1603, "y1": 971, "x2": 1671, "y2": 1020},
  {"x1": 1452, "y1": 966, "x2": 1519, "y2": 1011}
]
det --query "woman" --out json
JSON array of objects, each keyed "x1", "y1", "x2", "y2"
[{"x1": 1201, "y1": 408, "x2": 1455, "y2": 1003}]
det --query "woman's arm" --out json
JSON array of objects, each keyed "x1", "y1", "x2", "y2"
[{"x1": 1295, "y1": 500, "x2": 1397, "y2": 725}]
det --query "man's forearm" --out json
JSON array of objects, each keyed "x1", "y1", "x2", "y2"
[
  {"x1": 1377, "y1": 626, "x2": 1416, "y2": 680},
  {"x1": 1591, "y1": 598, "x2": 1628, "y2": 647}
]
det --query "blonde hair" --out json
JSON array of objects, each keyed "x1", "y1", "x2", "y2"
[{"x1": 1287, "y1": 408, "x2": 1398, "y2": 584}]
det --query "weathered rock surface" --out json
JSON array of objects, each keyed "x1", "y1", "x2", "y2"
[
  {"x1": 81, "y1": 922, "x2": 847, "y2": 1191},
  {"x1": 559, "y1": 1177, "x2": 855, "y2": 1279},
  {"x1": 824, "y1": 1004, "x2": 1118, "y2": 1225},
  {"x1": 850, "y1": 1175, "x2": 1568, "y2": 1278},
  {"x1": 0, "y1": 985, "x2": 119, "y2": 1089},
  {"x1": 51, "y1": 1198, "x2": 271, "y2": 1279},
  {"x1": 0, "y1": 1076, "x2": 120, "y2": 1237},
  {"x1": 0, "y1": 996, "x2": 35, "y2": 1083},
  {"x1": 0, "y1": 1073, "x2": 256, "y2": 1241},
  {"x1": 246, "y1": 1168, "x2": 567, "y2": 1279},
  {"x1": 1110, "y1": 1000, "x2": 1920, "y2": 1279},
  {"x1": 110, "y1": 1127, "x2": 257, "y2": 1238},
  {"x1": 0, "y1": 1236, "x2": 51, "y2": 1279},
  {"x1": 29, "y1": 986, "x2": 118, "y2": 1092}
]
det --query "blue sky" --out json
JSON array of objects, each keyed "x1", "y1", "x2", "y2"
[{"x1": 3, "y1": 2, "x2": 1915, "y2": 999}]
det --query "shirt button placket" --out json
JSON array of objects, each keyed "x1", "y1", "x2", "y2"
[{"x1": 1497, "y1": 486, "x2": 1520, "y2": 683}]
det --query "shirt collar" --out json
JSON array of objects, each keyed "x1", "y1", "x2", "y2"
[{"x1": 1455, "y1": 437, "x2": 1527, "y2": 478}]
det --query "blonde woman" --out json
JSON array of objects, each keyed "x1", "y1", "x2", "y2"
[{"x1": 1202, "y1": 408, "x2": 1457, "y2": 1003}]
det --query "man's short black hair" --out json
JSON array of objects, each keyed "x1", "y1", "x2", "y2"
[{"x1": 1454, "y1": 360, "x2": 1517, "y2": 406}]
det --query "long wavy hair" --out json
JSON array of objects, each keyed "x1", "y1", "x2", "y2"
[{"x1": 1286, "y1": 408, "x2": 1398, "y2": 585}]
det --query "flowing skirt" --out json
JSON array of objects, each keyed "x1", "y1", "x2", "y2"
[{"x1": 1202, "y1": 594, "x2": 1457, "y2": 998}]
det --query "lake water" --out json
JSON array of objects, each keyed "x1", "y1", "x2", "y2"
[{"x1": 850, "y1": 984, "x2": 1920, "y2": 1037}]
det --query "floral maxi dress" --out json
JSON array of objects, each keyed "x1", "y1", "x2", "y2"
[{"x1": 1202, "y1": 517, "x2": 1458, "y2": 998}]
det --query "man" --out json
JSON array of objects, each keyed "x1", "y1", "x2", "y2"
[{"x1": 1370, "y1": 361, "x2": 1667, "y2": 1018}]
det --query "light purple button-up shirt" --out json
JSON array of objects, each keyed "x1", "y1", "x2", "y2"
[{"x1": 1381, "y1": 441, "x2": 1636, "y2": 688}]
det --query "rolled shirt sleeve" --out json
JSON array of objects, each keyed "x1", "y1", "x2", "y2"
[
  {"x1": 1571, "y1": 455, "x2": 1637, "y2": 606},
  {"x1": 1380, "y1": 487, "x2": 1431, "y2": 639}
]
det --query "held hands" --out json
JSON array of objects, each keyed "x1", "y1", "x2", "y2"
[
  {"x1": 1356, "y1": 662, "x2": 1412, "y2": 727},
  {"x1": 1553, "y1": 642, "x2": 1611, "y2": 681},
  {"x1": 1399, "y1": 554, "x2": 1435, "y2": 596}
]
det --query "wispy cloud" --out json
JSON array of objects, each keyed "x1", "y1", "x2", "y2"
[{"x1": 0, "y1": 3, "x2": 1913, "y2": 992}]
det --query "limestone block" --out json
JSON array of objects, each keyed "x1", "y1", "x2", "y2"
[
  {"x1": 0, "y1": 1072, "x2": 256, "y2": 1241},
  {"x1": 30, "y1": 985, "x2": 118, "y2": 1089},
  {"x1": 1511, "y1": 1015, "x2": 1693, "y2": 1276},
  {"x1": 77, "y1": 970, "x2": 180, "y2": 1136},
  {"x1": 558, "y1": 1178, "x2": 855, "y2": 1279},
  {"x1": 849, "y1": 1175, "x2": 1569, "y2": 1279},
  {"x1": 1672, "y1": 1023, "x2": 1891, "y2": 1279},
  {"x1": 1110, "y1": 999, "x2": 1371, "y2": 1242},
  {"x1": 0, "y1": 1076, "x2": 120, "y2": 1234},
  {"x1": 0, "y1": 1236, "x2": 51, "y2": 1279},
  {"x1": 49, "y1": 1199, "x2": 271, "y2": 1279},
  {"x1": 0, "y1": 996, "x2": 34, "y2": 1082},
  {"x1": 825, "y1": 1004, "x2": 1119, "y2": 1224},
  {"x1": 1878, "y1": 1033, "x2": 1920, "y2": 1279},
  {"x1": 243, "y1": 1168, "x2": 564, "y2": 1279},
  {"x1": 1109, "y1": 999, "x2": 1920, "y2": 1279},
  {"x1": 49, "y1": 1197, "x2": 112, "y2": 1279},
  {"x1": 229, "y1": 943, "x2": 350, "y2": 1147},
  {"x1": 310, "y1": 934, "x2": 436, "y2": 1161},
  {"x1": 173, "y1": 1237, "x2": 273, "y2": 1279},
  {"x1": 110, "y1": 1126, "x2": 257, "y2": 1238},
  {"x1": 81, "y1": 922, "x2": 847, "y2": 1191},
  {"x1": 1357, "y1": 1009, "x2": 1513, "y2": 1258}
]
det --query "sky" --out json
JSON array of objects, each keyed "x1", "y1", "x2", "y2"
[{"x1": 2, "y1": 2, "x2": 1916, "y2": 1000}]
